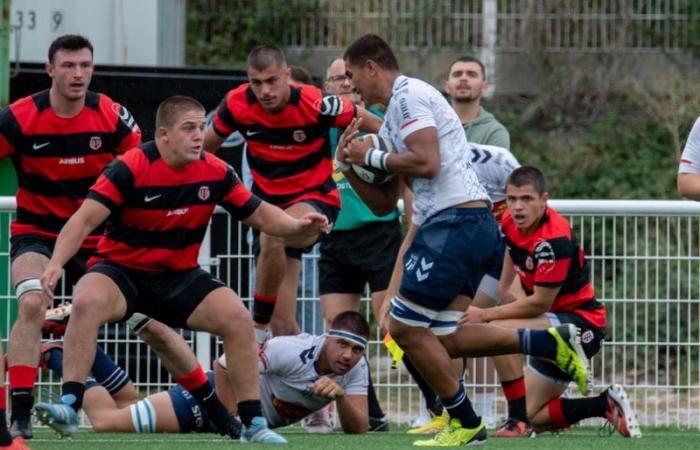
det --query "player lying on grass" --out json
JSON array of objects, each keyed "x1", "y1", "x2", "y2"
[{"x1": 37, "y1": 311, "x2": 370, "y2": 435}]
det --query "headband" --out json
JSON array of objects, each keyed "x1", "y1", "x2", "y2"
[{"x1": 328, "y1": 329, "x2": 367, "y2": 349}]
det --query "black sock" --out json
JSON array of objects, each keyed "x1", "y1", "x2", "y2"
[
  {"x1": 10, "y1": 389, "x2": 33, "y2": 419},
  {"x1": 560, "y1": 394, "x2": 607, "y2": 425},
  {"x1": 365, "y1": 358, "x2": 385, "y2": 418},
  {"x1": 403, "y1": 356, "x2": 444, "y2": 416},
  {"x1": 441, "y1": 383, "x2": 480, "y2": 428},
  {"x1": 517, "y1": 329, "x2": 557, "y2": 360},
  {"x1": 501, "y1": 377, "x2": 528, "y2": 422},
  {"x1": 0, "y1": 412, "x2": 11, "y2": 445},
  {"x1": 238, "y1": 400, "x2": 263, "y2": 427},
  {"x1": 61, "y1": 382, "x2": 85, "y2": 412}
]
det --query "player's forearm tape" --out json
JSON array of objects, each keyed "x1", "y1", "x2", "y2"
[
  {"x1": 15, "y1": 278, "x2": 42, "y2": 300},
  {"x1": 365, "y1": 148, "x2": 389, "y2": 171}
]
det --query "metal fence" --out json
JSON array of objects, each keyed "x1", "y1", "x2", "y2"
[
  {"x1": 270, "y1": 0, "x2": 694, "y2": 52},
  {"x1": 1, "y1": 197, "x2": 699, "y2": 428}
]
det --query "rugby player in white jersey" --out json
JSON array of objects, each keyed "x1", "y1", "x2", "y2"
[
  {"x1": 337, "y1": 34, "x2": 591, "y2": 447},
  {"x1": 39, "y1": 311, "x2": 370, "y2": 435},
  {"x1": 678, "y1": 116, "x2": 700, "y2": 199}
]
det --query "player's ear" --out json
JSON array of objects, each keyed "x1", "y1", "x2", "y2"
[
  {"x1": 45, "y1": 62, "x2": 54, "y2": 78},
  {"x1": 542, "y1": 192, "x2": 550, "y2": 202}
]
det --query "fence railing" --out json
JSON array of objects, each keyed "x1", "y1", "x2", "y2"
[
  {"x1": 263, "y1": 0, "x2": 694, "y2": 52},
  {"x1": 1, "y1": 197, "x2": 699, "y2": 428}
]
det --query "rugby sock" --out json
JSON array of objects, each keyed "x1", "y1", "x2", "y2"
[
  {"x1": 558, "y1": 394, "x2": 607, "y2": 425},
  {"x1": 61, "y1": 381, "x2": 85, "y2": 411},
  {"x1": 517, "y1": 329, "x2": 557, "y2": 360},
  {"x1": 365, "y1": 357, "x2": 385, "y2": 418},
  {"x1": 174, "y1": 365, "x2": 233, "y2": 435},
  {"x1": 91, "y1": 347, "x2": 130, "y2": 394},
  {"x1": 0, "y1": 389, "x2": 11, "y2": 446},
  {"x1": 238, "y1": 400, "x2": 263, "y2": 427},
  {"x1": 441, "y1": 382, "x2": 480, "y2": 429},
  {"x1": 403, "y1": 356, "x2": 444, "y2": 416},
  {"x1": 501, "y1": 376, "x2": 528, "y2": 422},
  {"x1": 9, "y1": 365, "x2": 37, "y2": 419},
  {"x1": 252, "y1": 292, "x2": 277, "y2": 325},
  {"x1": 547, "y1": 397, "x2": 569, "y2": 429}
]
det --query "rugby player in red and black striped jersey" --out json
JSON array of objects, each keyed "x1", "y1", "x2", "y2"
[
  {"x1": 460, "y1": 166, "x2": 640, "y2": 439},
  {"x1": 38, "y1": 96, "x2": 331, "y2": 443},
  {"x1": 0, "y1": 34, "x2": 143, "y2": 445},
  {"x1": 203, "y1": 45, "x2": 382, "y2": 342}
]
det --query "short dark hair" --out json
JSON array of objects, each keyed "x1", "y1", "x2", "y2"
[
  {"x1": 344, "y1": 34, "x2": 399, "y2": 71},
  {"x1": 48, "y1": 34, "x2": 93, "y2": 63},
  {"x1": 330, "y1": 311, "x2": 370, "y2": 340},
  {"x1": 155, "y1": 95, "x2": 204, "y2": 130},
  {"x1": 448, "y1": 56, "x2": 486, "y2": 79},
  {"x1": 507, "y1": 166, "x2": 548, "y2": 196},
  {"x1": 246, "y1": 45, "x2": 287, "y2": 71},
  {"x1": 289, "y1": 65, "x2": 312, "y2": 85}
]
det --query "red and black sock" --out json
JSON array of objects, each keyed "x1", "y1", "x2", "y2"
[
  {"x1": 558, "y1": 394, "x2": 607, "y2": 425},
  {"x1": 501, "y1": 376, "x2": 528, "y2": 422},
  {"x1": 9, "y1": 365, "x2": 37, "y2": 420},
  {"x1": 252, "y1": 292, "x2": 277, "y2": 325}
]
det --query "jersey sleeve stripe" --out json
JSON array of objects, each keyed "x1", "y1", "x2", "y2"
[{"x1": 86, "y1": 190, "x2": 121, "y2": 215}]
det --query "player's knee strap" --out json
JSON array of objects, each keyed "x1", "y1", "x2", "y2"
[
  {"x1": 130, "y1": 398, "x2": 157, "y2": 433},
  {"x1": 14, "y1": 278, "x2": 42, "y2": 301},
  {"x1": 126, "y1": 313, "x2": 152, "y2": 334}
]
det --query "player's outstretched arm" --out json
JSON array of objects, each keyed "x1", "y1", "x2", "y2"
[
  {"x1": 243, "y1": 202, "x2": 332, "y2": 238},
  {"x1": 356, "y1": 106, "x2": 383, "y2": 133},
  {"x1": 308, "y1": 377, "x2": 368, "y2": 434},
  {"x1": 40, "y1": 199, "x2": 111, "y2": 300}
]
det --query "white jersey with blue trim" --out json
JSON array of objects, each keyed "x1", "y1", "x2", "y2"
[
  {"x1": 380, "y1": 75, "x2": 489, "y2": 225},
  {"x1": 679, "y1": 116, "x2": 700, "y2": 174},
  {"x1": 468, "y1": 143, "x2": 520, "y2": 204},
  {"x1": 219, "y1": 333, "x2": 368, "y2": 428}
]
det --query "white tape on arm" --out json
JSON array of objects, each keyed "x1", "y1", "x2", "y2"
[{"x1": 364, "y1": 148, "x2": 389, "y2": 170}]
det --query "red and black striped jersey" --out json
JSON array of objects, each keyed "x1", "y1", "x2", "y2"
[
  {"x1": 212, "y1": 83, "x2": 356, "y2": 209},
  {"x1": 87, "y1": 141, "x2": 261, "y2": 272},
  {"x1": 0, "y1": 90, "x2": 141, "y2": 248},
  {"x1": 501, "y1": 207, "x2": 606, "y2": 328}
]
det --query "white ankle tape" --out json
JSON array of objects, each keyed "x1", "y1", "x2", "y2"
[
  {"x1": 15, "y1": 278, "x2": 42, "y2": 301},
  {"x1": 126, "y1": 313, "x2": 152, "y2": 334}
]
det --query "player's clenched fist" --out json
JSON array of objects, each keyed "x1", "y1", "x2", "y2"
[{"x1": 308, "y1": 376, "x2": 345, "y2": 399}]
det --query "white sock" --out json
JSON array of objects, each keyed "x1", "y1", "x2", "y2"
[{"x1": 254, "y1": 327, "x2": 270, "y2": 345}]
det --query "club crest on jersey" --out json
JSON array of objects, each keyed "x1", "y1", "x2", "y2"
[
  {"x1": 581, "y1": 329, "x2": 594, "y2": 344},
  {"x1": 292, "y1": 129, "x2": 306, "y2": 143},
  {"x1": 89, "y1": 136, "x2": 102, "y2": 150},
  {"x1": 198, "y1": 185, "x2": 210, "y2": 201}
]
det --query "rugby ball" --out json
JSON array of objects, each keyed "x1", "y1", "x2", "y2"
[{"x1": 352, "y1": 134, "x2": 397, "y2": 184}]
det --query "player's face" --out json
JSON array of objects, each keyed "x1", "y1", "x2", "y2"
[
  {"x1": 248, "y1": 63, "x2": 291, "y2": 113},
  {"x1": 506, "y1": 184, "x2": 549, "y2": 234},
  {"x1": 162, "y1": 109, "x2": 206, "y2": 167},
  {"x1": 325, "y1": 336, "x2": 365, "y2": 375},
  {"x1": 325, "y1": 59, "x2": 361, "y2": 105},
  {"x1": 344, "y1": 60, "x2": 378, "y2": 106},
  {"x1": 46, "y1": 48, "x2": 94, "y2": 102},
  {"x1": 444, "y1": 61, "x2": 486, "y2": 103}
]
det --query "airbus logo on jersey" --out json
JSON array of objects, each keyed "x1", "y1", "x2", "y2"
[
  {"x1": 167, "y1": 207, "x2": 189, "y2": 217},
  {"x1": 59, "y1": 157, "x2": 85, "y2": 165}
]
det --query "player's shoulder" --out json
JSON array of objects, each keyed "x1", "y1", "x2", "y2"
[
  {"x1": 4, "y1": 91, "x2": 45, "y2": 127},
  {"x1": 540, "y1": 207, "x2": 572, "y2": 240}
]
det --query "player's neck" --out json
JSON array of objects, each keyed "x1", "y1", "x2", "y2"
[
  {"x1": 48, "y1": 87, "x2": 85, "y2": 118},
  {"x1": 452, "y1": 100, "x2": 480, "y2": 125}
]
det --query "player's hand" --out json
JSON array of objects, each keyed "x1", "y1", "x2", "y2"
[
  {"x1": 40, "y1": 263, "x2": 64, "y2": 303},
  {"x1": 334, "y1": 118, "x2": 362, "y2": 173},
  {"x1": 309, "y1": 376, "x2": 345, "y2": 399},
  {"x1": 297, "y1": 212, "x2": 332, "y2": 236},
  {"x1": 459, "y1": 306, "x2": 488, "y2": 324},
  {"x1": 343, "y1": 132, "x2": 373, "y2": 166}
]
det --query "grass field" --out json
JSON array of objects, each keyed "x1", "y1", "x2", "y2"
[{"x1": 22, "y1": 427, "x2": 698, "y2": 449}]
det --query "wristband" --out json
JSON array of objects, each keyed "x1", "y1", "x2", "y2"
[{"x1": 364, "y1": 148, "x2": 389, "y2": 171}]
